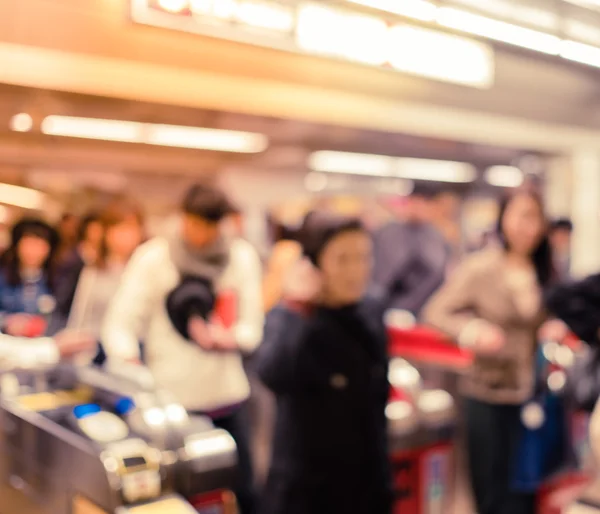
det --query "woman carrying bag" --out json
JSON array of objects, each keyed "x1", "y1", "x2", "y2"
[{"x1": 423, "y1": 189, "x2": 567, "y2": 514}]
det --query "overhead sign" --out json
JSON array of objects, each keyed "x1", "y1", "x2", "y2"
[{"x1": 130, "y1": 0, "x2": 495, "y2": 88}]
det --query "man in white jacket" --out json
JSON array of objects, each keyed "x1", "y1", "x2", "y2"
[{"x1": 102, "y1": 184, "x2": 264, "y2": 514}]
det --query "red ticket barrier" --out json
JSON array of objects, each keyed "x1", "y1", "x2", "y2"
[
  {"x1": 391, "y1": 442, "x2": 453, "y2": 514},
  {"x1": 189, "y1": 489, "x2": 238, "y2": 513},
  {"x1": 387, "y1": 326, "x2": 593, "y2": 514}
]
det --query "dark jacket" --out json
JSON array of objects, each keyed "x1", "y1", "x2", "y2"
[
  {"x1": 545, "y1": 273, "x2": 600, "y2": 345},
  {"x1": 255, "y1": 300, "x2": 392, "y2": 514},
  {"x1": 54, "y1": 249, "x2": 85, "y2": 320}
]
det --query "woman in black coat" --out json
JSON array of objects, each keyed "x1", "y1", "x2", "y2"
[{"x1": 255, "y1": 213, "x2": 392, "y2": 514}]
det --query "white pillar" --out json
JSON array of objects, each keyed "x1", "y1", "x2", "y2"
[
  {"x1": 570, "y1": 149, "x2": 600, "y2": 278},
  {"x1": 544, "y1": 156, "x2": 572, "y2": 220}
]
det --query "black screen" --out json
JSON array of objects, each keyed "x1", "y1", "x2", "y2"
[{"x1": 122, "y1": 456, "x2": 146, "y2": 468}]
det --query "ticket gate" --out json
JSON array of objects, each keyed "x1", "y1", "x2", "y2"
[
  {"x1": 387, "y1": 358, "x2": 456, "y2": 514},
  {"x1": 0, "y1": 362, "x2": 238, "y2": 514}
]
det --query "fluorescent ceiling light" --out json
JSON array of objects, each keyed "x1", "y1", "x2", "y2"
[
  {"x1": 437, "y1": 7, "x2": 561, "y2": 55},
  {"x1": 309, "y1": 151, "x2": 395, "y2": 176},
  {"x1": 450, "y1": 0, "x2": 512, "y2": 18},
  {"x1": 10, "y1": 113, "x2": 33, "y2": 133},
  {"x1": 41, "y1": 116, "x2": 143, "y2": 143},
  {"x1": 147, "y1": 124, "x2": 268, "y2": 153},
  {"x1": 296, "y1": 5, "x2": 389, "y2": 66},
  {"x1": 346, "y1": 0, "x2": 437, "y2": 21},
  {"x1": 296, "y1": 4, "x2": 493, "y2": 87},
  {"x1": 0, "y1": 183, "x2": 45, "y2": 210},
  {"x1": 484, "y1": 165, "x2": 524, "y2": 187},
  {"x1": 40, "y1": 116, "x2": 268, "y2": 153},
  {"x1": 309, "y1": 151, "x2": 476, "y2": 183},
  {"x1": 234, "y1": 2, "x2": 295, "y2": 31},
  {"x1": 158, "y1": 0, "x2": 189, "y2": 13},
  {"x1": 387, "y1": 25, "x2": 494, "y2": 88},
  {"x1": 560, "y1": 40, "x2": 600, "y2": 68},
  {"x1": 564, "y1": 0, "x2": 600, "y2": 9},
  {"x1": 395, "y1": 158, "x2": 476, "y2": 183}
]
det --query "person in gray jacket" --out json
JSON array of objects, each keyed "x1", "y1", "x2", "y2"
[{"x1": 371, "y1": 186, "x2": 450, "y2": 317}]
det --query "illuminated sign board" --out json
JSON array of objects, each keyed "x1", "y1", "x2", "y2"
[{"x1": 130, "y1": 0, "x2": 495, "y2": 88}]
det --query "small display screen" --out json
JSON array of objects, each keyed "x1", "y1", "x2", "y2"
[{"x1": 123, "y1": 456, "x2": 147, "y2": 468}]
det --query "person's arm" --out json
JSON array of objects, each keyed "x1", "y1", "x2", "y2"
[
  {"x1": 102, "y1": 243, "x2": 162, "y2": 362},
  {"x1": 0, "y1": 334, "x2": 59, "y2": 369},
  {"x1": 262, "y1": 241, "x2": 301, "y2": 312},
  {"x1": 229, "y1": 240, "x2": 264, "y2": 353},
  {"x1": 254, "y1": 305, "x2": 324, "y2": 393},
  {"x1": 421, "y1": 255, "x2": 484, "y2": 348}
]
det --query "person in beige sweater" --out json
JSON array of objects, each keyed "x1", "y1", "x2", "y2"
[{"x1": 423, "y1": 190, "x2": 567, "y2": 514}]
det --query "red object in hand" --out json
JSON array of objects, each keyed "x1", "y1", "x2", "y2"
[
  {"x1": 4, "y1": 314, "x2": 47, "y2": 338},
  {"x1": 24, "y1": 316, "x2": 47, "y2": 338},
  {"x1": 213, "y1": 290, "x2": 238, "y2": 329},
  {"x1": 388, "y1": 325, "x2": 474, "y2": 370}
]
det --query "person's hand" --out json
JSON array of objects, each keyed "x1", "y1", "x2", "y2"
[
  {"x1": 188, "y1": 316, "x2": 238, "y2": 352},
  {"x1": 4, "y1": 314, "x2": 31, "y2": 336},
  {"x1": 474, "y1": 323, "x2": 506, "y2": 355},
  {"x1": 54, "y1": 329, "x2": 96, "y2": 358},
  {"x1": 538, "y1": 319, "x2": 569, "y2": 342},
  {"x1": 282, "y1": 258, "x2": 322, "y2": 304},
  {"x1": 188, "y1": 315, "x2": 215, "y2": 351},
  {"x1": 4, "y1": 314, "x2": 46, "y2": 337},
  {"x1": 208, "y1": 323, "x2": 238, "y2": 351}
]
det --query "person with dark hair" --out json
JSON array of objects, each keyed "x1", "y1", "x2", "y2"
[
  {"x1": 423, "y1": 190, "x2": 566, "y2": 514},
  {"x1": 102, "y1": 183, "x2": 263, "y2": 514},
  {"x1": 55, "y1": 211, "x2": 104, "y2": 318},
  {"x1": 74, "y1": 212, "x2": 103, "y2": 265},
  {"x1": 62, "y1": 201, "x2": 145, "y2": 366},
  {"x1": 371, "y1": 184, "x2": 451, "y2": 317},
  {"x1": 0, "y1": 218, "x2": 60, "y2": 330},
  {"x1": 56, "y1": 213, "x2": 80, "y2": 264},
  {"x1": 549, "y1": 217, "x2": 573, "y2": 280},
  {"x1": 256, "y1": 212, "x2": 391, "y2": 514}
]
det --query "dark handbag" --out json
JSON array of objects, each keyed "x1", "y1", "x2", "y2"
[
  {"x1": 511, "y1": 346, "x2": 567, "y2": 492},
  {"x1": 166, "y1": 275, "x2": 216, "y2": 340}
]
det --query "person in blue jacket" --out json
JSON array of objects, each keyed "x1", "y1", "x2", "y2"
[
  {"x1": 0, "y1": 218, "x2": 60, "y2": 332},
  {"x1": 256, "y1": 212, "x2": 392, "y2": 514}
]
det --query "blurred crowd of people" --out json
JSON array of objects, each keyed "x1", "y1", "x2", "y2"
[{"x1": 0, "y1": 180, "x2": 580, "y2": 514}]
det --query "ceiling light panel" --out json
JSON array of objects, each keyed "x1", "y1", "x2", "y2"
[
  {"x1": 346, "y1": 0, "x2": 437, "y2": 21},
  {"x1": 387, "y1": 25, "x2": 494, "y2": 88},
  {"x1": 309, "y1": 151, "x2": 477, "y2": 183},
  {"x1": 309, "y1": 151, "x2": 395, "y2": 176},
  {"x1": 147, "y1": 125, "x2": 269, "y2": 153},
  {"x1": 0, "y1": 183, "x2": 46, "y2": 210},
  {"x1": 484, "y1": 165, "x2": 524, "y2": 187},
  {"x1": 395, "y1": 158, "x2": 477, "y2": 183},
  {"x1": 39, "y1": 116, "x2": 269, "y2": 153},
  {"x1": 560, "y1": 39, "x2": 600, "y2": 67},
  {"x1": 437, "y1": 7, "x2": 561, "y2": 54},
  {"x1": 41, "y1": 116, "x2": 143, "y2": 143}
]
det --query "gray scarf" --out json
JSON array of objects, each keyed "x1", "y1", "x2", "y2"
[{"x1": 168, "y1": 232, "x2": 230, "y2": 281}]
